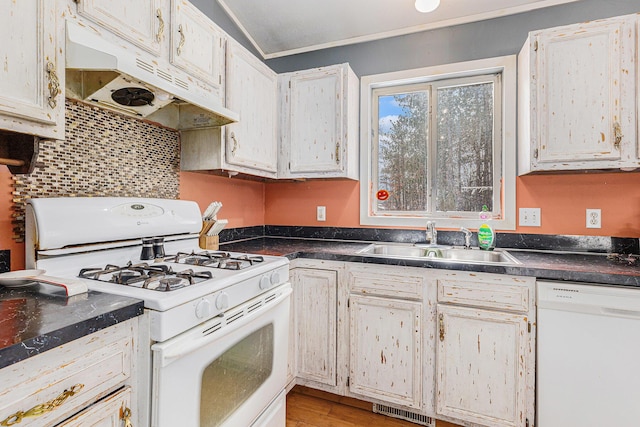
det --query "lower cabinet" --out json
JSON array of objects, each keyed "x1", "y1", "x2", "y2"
[
  {"x1": 291, "y1": 266, "x2": 338, "y2": 388},
  {"x1": 0, "y1": 319, "x2": 139, "y2": 427},
  {"x1": 288, "y1": 260, "x2": 536, "y2": 427},
  {"x1": 349, "y1": 294, "x2": 423, "y2": 409},
  {"x1": 435, "y1": 273, "x2": 536, "y2": 427}
]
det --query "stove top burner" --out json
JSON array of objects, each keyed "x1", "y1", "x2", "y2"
[
  {"x1": 79, "y1": 263, "x2": 213, "y2": 291},
  {"x1": 164, "y1": 251, "x2": 264, "y2": 270}
]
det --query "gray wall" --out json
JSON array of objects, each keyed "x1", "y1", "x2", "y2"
[{"x1": 193, "y1": 0, "x2": 639, "y2": 77}]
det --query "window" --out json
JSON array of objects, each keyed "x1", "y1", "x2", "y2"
[{"x1": 360, "y1": 56, "x2": 516, "y2": 230}]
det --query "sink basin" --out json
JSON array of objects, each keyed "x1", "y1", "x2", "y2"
[{"x1": 357, "y1": 243, "x2": 520, "y2": 265}]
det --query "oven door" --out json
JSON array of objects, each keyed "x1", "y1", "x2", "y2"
[{"x1": 151, "y1": 285, "x2": 291, "y2": 427}]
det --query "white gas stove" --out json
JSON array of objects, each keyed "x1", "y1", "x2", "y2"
[{"x1": 25, "y1": 197, "x2": 289, "y2": 342}]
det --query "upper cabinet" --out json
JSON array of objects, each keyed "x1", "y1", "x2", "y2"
[
  {"x1": 518, "y1": 14, "x2": 638, "y2": 174},
  {"x1": 170, "y1": 0, "x2": 225, "y2": 101},
  {"x1": 223, "y1": 40, "x2": 278, "y2": 178},
  {"x1": 76, "y1": 0, "x2": 165, "y2": 56},
  {"x1": 0, "y1": 0, "x2": 64, "y2": 140},
  {"x1": 279, "y1": 63, "x2": 359, "y2": 180}
]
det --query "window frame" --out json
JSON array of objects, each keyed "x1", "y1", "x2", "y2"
[{"x1": 359, "y1": 55, "x2": 517, "y2": 230}]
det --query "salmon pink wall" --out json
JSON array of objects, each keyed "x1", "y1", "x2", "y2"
[
  {"x1": 265, "y1": 172, "x2": 640, "y2": 238},
  {"x1": 179, "y1": 172, "x2": 265, "y2": 227},
  {"x1": 265, "y1": 180, "x2": 360, "y2": 227}
]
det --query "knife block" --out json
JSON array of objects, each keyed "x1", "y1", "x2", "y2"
[
  {"x1": 199, "y1": 220, "x2": 220, "y2": 250},
  {"x1": 199, "y1": 234, "x2": 219, "y2": 250}
]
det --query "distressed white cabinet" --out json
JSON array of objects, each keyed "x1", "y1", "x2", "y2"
[
  {"x1": 518, "y1": 14, "x2": 637, "y2": 174},
  {"x1": 170, "y1": 0, "x2": 225, "y2": 100},
  {"x1": 75, "y1": 0, "x2": 165, "y2": 56},
  {"x1": 181, "y1": 40, "x2": 279, "y2": 178},
  {"x1": 223, "y1": 40, "x2": 278, "y2": 178},
  {"x1": 0, "y1": 319, "x2": 138, "y2": 427},
  {"x1": 291, "y1": 267, "x2": 338, "y2": 388},
  {"x1": 435, "y1": 273, "x2": 535, "y2": 427},
  {"x1": 279, "y1": 63, "x2": 359, "y2": 179},
  {"x1": 346, "y1": 264, "x2": 434, "y2": 412},
  {"x1": 0, "y1": 0, "x2": 64, "y2": 139}
]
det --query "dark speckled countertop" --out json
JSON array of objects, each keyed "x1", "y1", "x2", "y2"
[
  {"x1": 0, "y1": 285, "x2": 143, "y2": 369},
  {"x1": 220, "y1": 237, "x2": 640, "y2": 287}
]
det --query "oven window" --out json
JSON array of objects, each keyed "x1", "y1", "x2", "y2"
[{"x1": 200, "y1": 323, "x2": 274, "y2": 426}]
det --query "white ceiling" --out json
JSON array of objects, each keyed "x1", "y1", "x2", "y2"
[{"x1": 217, "y1": 0, "x2": 582, "y2": 59}]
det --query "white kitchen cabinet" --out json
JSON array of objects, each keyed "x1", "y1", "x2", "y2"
[
  {"x1": 346, "y1": 264, "x2": 434, "y2": 412},
  {"x1": 181, "y1": 40, "x2": 279, "y2": 178},
  {"x1": 435, "y1": 273, "x2": 535, "y2": 427},
  {"x1": 223, "y1": 40, "x2": 279, "y2": 178},
  {"x1": 0, "y1": 319, "x2": 138, "y2": 427},
  {"x1": 170, "y1": 0, "x2": 225, "y2": 100},
  {"x1": 0, "y1": 0, "x2": 64, "y2": 140},
  {"x1": 291, "y1": 267, "x2": 338, "y2": 388},
  {"x1": 279, "y1": 63, "x2": 359, "y2": 179},
  {"x1": 518, "y1": 14, "x2": 637, "y2": 174},
  {"x1": 349, "y1": 294, "x2": 422, "y2": 409},
  {"x1": 75, "y1": 0, "x2": 165, "y2": 56}
]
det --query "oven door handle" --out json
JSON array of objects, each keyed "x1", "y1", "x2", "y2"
[{"x1": 152, "y1": 286, "x2": 291, "y2": 367}]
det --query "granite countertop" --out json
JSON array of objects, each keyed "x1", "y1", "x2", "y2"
[
  {"x1": 0, "y1": 286, "x2": 143, "y2": 369},
  {"x1": 220, "y1": 237, "x2": 640, "y2": 287}
]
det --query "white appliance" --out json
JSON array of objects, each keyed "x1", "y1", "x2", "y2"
[
  {"x1": 26, "y1": 197, "x2": 291, "y2": 427},
  {"x1": 537, "y1": 280, "x2": 640, "y2": 427}
]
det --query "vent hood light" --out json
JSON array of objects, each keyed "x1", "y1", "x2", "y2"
[{"x1": 65, "y1": 20, "x2": 239, "y2": 128}]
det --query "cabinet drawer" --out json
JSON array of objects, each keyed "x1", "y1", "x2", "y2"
[
  {"x1": 347, "y1": 264, "x2": 425, "y2": 299},
  {"x1": 0, "y1": 321, "x2": 134, "y2": 427},
  {"x1": 58, "y1": 387, "x2": 132, "y2": 427},
  {"x1": 438, "y1": 276, "x2": 531, "y2": 312}
]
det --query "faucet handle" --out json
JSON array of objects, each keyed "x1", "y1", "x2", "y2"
[{"x1": 460, "y1": 227, "x2": 472, "y2": 249}]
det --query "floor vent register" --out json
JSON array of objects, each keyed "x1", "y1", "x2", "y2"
[{"x1": 372, "y1": 403, "x2": 435, "y2": 426}]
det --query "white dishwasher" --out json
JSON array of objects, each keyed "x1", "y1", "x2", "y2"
[{"x1": 537, "y1": 280, "x2": 640, "y2": 427}]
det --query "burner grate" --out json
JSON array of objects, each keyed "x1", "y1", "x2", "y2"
[
  {"x1": 79, "y1": 262, "x2": 213, "y2": 291},
  {"x1": 164, "y1": 251, "x2": 264, "y2": 270}
]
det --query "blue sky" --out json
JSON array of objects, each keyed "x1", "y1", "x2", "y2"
[{"x1": 378, "y1": 95, "x2": 402, "y2": 134}]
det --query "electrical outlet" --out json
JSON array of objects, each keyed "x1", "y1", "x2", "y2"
[
  {"x1": 317, "y1": 206, "x2": 326, "y2": 222},
  {"x1": 519, "y1": 208, "x2": 541, "y2": 227},
  {"x1": 586, "y1": 209, "x2": 601, "y2": 228}
]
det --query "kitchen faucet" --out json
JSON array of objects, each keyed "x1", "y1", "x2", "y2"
[
  {"x1": 426, "y1": 221, "x2": 437, "y2": 245},
  {"x1": 460, "y1": 227, "x2": 472, "y2": 249}
]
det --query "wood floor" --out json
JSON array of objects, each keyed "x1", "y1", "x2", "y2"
[{"x1": 286, "y1": 387, "x2": 461, "y2": 427}]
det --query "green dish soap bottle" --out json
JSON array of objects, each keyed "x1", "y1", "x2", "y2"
[{"x1": 477, "y1": 205, "x2": 496, "y2": 251}]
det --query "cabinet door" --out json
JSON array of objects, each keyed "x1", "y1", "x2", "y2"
[
  {"x1": 533, "y1": 17, "x2": 635, "y2": 169},
  {"x1": 224, "y1": 41, "x2": 278, "y2": 177},
  {"x1": 436, "y1": 304, "x2": 528, "y2": 427},
  {"x1": 76, "y1": 0, "x2": 164, "y2": 56},
  {"x1": 287, "y1": 67, "x2": 344, "y2": 175},
  {"x1": 0, "y1": 0, "x2": 64, "y2": 139},
  {"x1": 293, "y1": 268, "x2": 338, "y2": 387},
  {"x1": 57, "y1": 387, "x2": 132, "y2": 427},
  {"x1": 170, "y1": 0, "x2": 225, "y2": 93},
  {"x1": 349, "y1": 294, "x2": 422, "y2": 409}
]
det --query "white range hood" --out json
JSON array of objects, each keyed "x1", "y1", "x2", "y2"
[{"x1": 65, "y1": 20, "x2": 239, "y2": 129}]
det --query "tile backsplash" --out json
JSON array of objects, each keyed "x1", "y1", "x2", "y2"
[{"x1": 11, "y1": 99, "x2": 180, "y2": 242}]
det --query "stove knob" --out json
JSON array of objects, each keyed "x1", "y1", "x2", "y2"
[
  {"x1": 270, "y1": 271, "x2": 281, "y2": 286},
  {"x1": 259, "y1": 275, "x2": 271, "y2": 290},
  {"x1": 216, "y1": 292, "x2": 229, "y2": 310},
  {"x1": 195, "y1": 299, "x2": 211, "y2": 319}
]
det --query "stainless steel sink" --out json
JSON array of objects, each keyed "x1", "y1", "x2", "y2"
[{"x1": 357, "y1": 243, "x2": 520, "y2": 265}]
